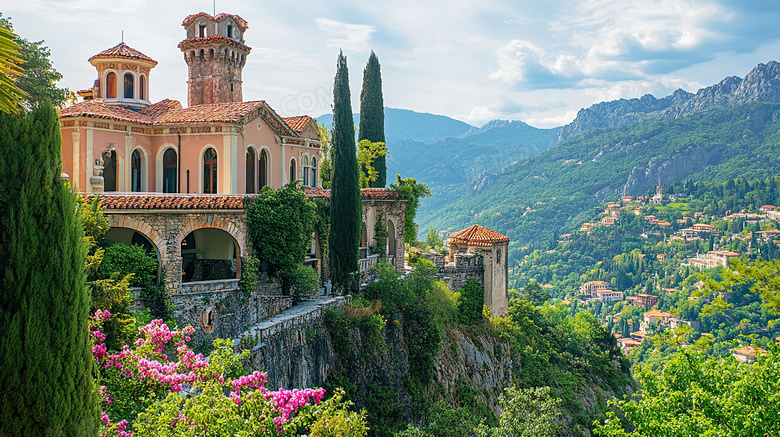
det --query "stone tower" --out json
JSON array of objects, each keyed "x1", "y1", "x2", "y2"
[{"x1": 179, "y1": 13, "x2": 251, "y2": 106}]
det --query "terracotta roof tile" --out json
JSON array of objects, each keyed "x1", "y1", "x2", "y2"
[
  {"x1": 282, "y1": 115, "x2": 314, "y2": 132},
  {"x1": 89, "y1": 43, "x2": 157, "y2": 65},
  {"x1": 449, "y1": 224, "x2": 510, "y2": 247},
  {"x1": 154, "y1": 101, "x2": 265, "y2": 124},
  {"x1": 733, "y1": 345, "x2": 769, "y2": 357},
  {"x1": 182, "y1": 12, "x2": 249, "y2": 30},
  {"x1": 644, "y1": 310, "x2": 671, "y2": 318},
  {"x1": 59, "y1": 101, "x2": 154, "y2": 124},
  {"x1": 92, "y1": 188, "x2": 401, "y2": 210},
  {"x1": 178, "y1": 36, "x2": 251, "y2": 52},
  {"x1": 60, "y1": 100, "x2": 266, "y2": 126},
  {"x1": 140, "y1": 99, "x2": 182, "y2": 118},
  {"x1": 304, "y1": 187, "x2": 401, "y2": 201}
]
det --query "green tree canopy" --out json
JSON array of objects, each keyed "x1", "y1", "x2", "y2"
[
  {"x1": 0, "y1": 102, "x2": 99, "y2": 435},
  {"x1": 329, "y1": 51, "x2": 361, "y2": 291},
  {"x1": 358, "y1": 51, "x2": 386, "y2": 187}
]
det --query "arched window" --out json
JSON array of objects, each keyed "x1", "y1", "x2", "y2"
[
  {"x1": 246, "y1": 148, "x2": 256, "y2": 194},
  {"x1": 106, "y1": 72, "x2": 117, "y2": 98},
  {"x1": 259, "y1": 149, "x2": 268, "y2": 189},
  {"x1": 289, "y1": 158, "x2": 296, "y2": 182},
  {"x1": 163, "y1": 148, "x2": 177, "y2": 193},
  {"x1": 131, "y1": 149, "x2": 142, "y2": 192},
  {"x1": 302, "y1": 156, "x2": 309, "y2": 186},
  {"x1": 139, "y1": 75, "x2": 145, "y2": 100},
  {"x1": 203, "y1": 148, "x2": 218, "y2": 194},
  {"x1": 310, "y1": 158, "x2": 317, "y2": 187},
  {"x1": 124, "y1": 73, "x2": 134, "y2": 99},
  {"x1": 103, "y1": 150, "x2": 117, "y2": 192}
]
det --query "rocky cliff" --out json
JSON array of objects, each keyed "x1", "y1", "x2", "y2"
[{"x1": 559, "y1": 61, "x2": 780, "y2": 142}]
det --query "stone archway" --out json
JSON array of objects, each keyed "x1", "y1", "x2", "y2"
[
  {"x1": 107, "y1": 215, "x2": 168, "y2": 262},
  {"x1": 179, "y1": 228, "x2": 240, "y2": 283}
]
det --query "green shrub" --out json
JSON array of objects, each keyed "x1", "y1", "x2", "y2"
[
  {"x1": 99, "y1": 243, "x2": 157, "y2": 287},
  {"x1": 280, "y1": 264, "x2": 319, "y2": 301},
  {"x1": 458, "y1": 280, "x2": 485, "y2": 324}
]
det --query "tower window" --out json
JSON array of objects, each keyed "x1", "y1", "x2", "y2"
[
  {"x1": 199, "y1": 24, "x2": 206, "y2": 38},
  {"x1": 124, "y1": 73, "x2": 134, "y2": 99},
  {"x1": 139, "y1": 75, "x2": 145, "y2": 100},
  {"x1": 227, "y1": 24, "x2": 233, "y2": 38},
  {"x1": 106, "y1": 72, "x2": 117, "y2": 98}
]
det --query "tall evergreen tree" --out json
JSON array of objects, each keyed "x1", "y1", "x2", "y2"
[
  {"x1": 329, "y1": 51, "x2": 361, "y2": 291},
  {"x1": 358, "y1": 51, "x2": 386, "y2": 187},
  {"x1": 0, "y1": 103, "x2": 99, "y2": 435}
]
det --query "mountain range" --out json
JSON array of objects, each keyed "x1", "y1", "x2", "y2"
[{"x1": 317, "y1": 61, "x2": 780, "y2": 263}]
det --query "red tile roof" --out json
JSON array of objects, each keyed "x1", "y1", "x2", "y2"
[
  {"x1": 305, "y1": 187, "x2": 401, "y2": 201},
  {"x1": 182, "y1": 12, "x2": 249, "y2": 30},
  {"x1": 449, "y1": 224, "x2": 510, "y2": 247},
  {"x1": 89, "y1": 43, "x2": 157, "y2": 65},
  {"x1": 60, "y1": 100, "x2": 267, "y2": 126},
  {"x1": 60, "y1": 101, "x2": 155, "y2": 124},
  {"x1": 178, "y1": 36, "x2": 251, "y2": 52},
  {"x1": 154, "y1": 101, "x2": 266, "y2": 125},
  {"x1": 282, "y1": 115, "x2": 315, "y2": 132},
  {"x1": 97, "y1": 194, "x2": 244, "y2": 210},
  {"x1": 92, "y1": 188, "x2": 401, "y2": 210}
]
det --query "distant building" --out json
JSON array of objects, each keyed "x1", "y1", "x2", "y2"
[
  {"x1": 595, "y1": 290, "x2": 624, "y2": 301},
  {"x1": 446, "y1": 224, "x2": 510, "y2": 316},
  {"x1": 732, "y1": 345, "x2": 768, "y2": 364},
  {"x1": 686, "y1": 250, "x2": 740, "y2": 270},
  {"x1": 759, "y1": 205, "x2": 777, "y2": 212},
  {"x1": 579, "y1": 281, "x2": 610, "y2": 296},
  {"x1": 628, "y1": 294, "x2": 658, "y2": 308}
]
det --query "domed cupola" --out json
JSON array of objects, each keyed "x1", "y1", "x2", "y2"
[{"x1": 88, "y1": 42, "x2": 158, "y2": 107}]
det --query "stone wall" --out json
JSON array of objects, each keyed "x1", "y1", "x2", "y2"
[
  {"x1": 421, "y1": 252, "x2": 485, "y2": 292},
  {"x1": 239, "y1": 296, "x2": 351, "y2": 389}
]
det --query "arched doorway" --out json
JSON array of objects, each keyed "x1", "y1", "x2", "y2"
[
  {"x1": 203, "y1": 148, "x2": 218, "y2": 194},
  {"x1": 289, "y1": 158, "x2": 297, "y2": 183},
  {"x1": 102, "y1": 149, "x2": 117, "y2": 192},
  {"x1": 181, "y1": 228, "x2": 239, "y2": 283},
  {"x1": 131, "y1": 149, "x2": 142, "y2": 192},
  {"x1": 163, "y1": 148, "x2": 177, "y2": 193},
  {"x1": 246, "y1": 148, "x2": 256, "y2": 194},
  {"x1": 387, "y1": 220, "x2": 397, "y2": 259},
  {"x1": 259, "y1": 149, "x2": 268, "y2": 188}
]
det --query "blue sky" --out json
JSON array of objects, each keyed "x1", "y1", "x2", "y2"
[{"x1": 5, "y1": 0, "x2": 780, "y2": 128}]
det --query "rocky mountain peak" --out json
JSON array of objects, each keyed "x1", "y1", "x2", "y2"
[{"x1": 559, "y1": 60, "x2": 780, "y2": 143}]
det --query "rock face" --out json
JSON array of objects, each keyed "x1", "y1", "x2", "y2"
[
  {"x1": 622, "y1": 145, "x2": 714, "y2": 196},
  {"x1": 559, "y1": 61, "x2": 780, "y2": 142},
  {"x1": 434, "y1": 327, "x2": 512, "y2": 414}
]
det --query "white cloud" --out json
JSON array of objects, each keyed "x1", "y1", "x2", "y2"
[
  {"x1": 315, "y1": 17, "x2": 375, "y2": 53},
  {"x1": 491, "y1": 0, "x2": 731, "y2": 87}
]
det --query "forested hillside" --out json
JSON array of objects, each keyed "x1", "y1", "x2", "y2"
[{"x1": 418, "y1": 102, "x2": 780, "y2": 256}]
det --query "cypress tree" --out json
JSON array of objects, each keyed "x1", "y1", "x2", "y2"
[
  {"x1": 358, "y1": 51, "x2": 386, "y2": 187},
  {"x1": 0, "y1": 103, "x2": 99, "y2": 436},
  {"x1": 329, "y1": 52, "x2": 361, "y2": 291}
]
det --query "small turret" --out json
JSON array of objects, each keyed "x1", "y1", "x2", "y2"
[{"x1": 88, "y1": 42, "x2": 157, "y2": 107}]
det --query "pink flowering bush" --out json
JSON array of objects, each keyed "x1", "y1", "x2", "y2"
[{"x1": 91, "y1": 310, "x2": 367, "y2": 436}]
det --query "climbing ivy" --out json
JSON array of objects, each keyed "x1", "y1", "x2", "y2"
[
  {"x1": 391, "y1": 175, "x2": 430, "y2": 244},
  {"x1": 244, "y1": 182, "x2": 317, "y2": 295}
]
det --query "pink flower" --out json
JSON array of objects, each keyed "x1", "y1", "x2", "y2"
[{"x1": 101, "y1": 412, "x2": 110, "y2": 426}]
